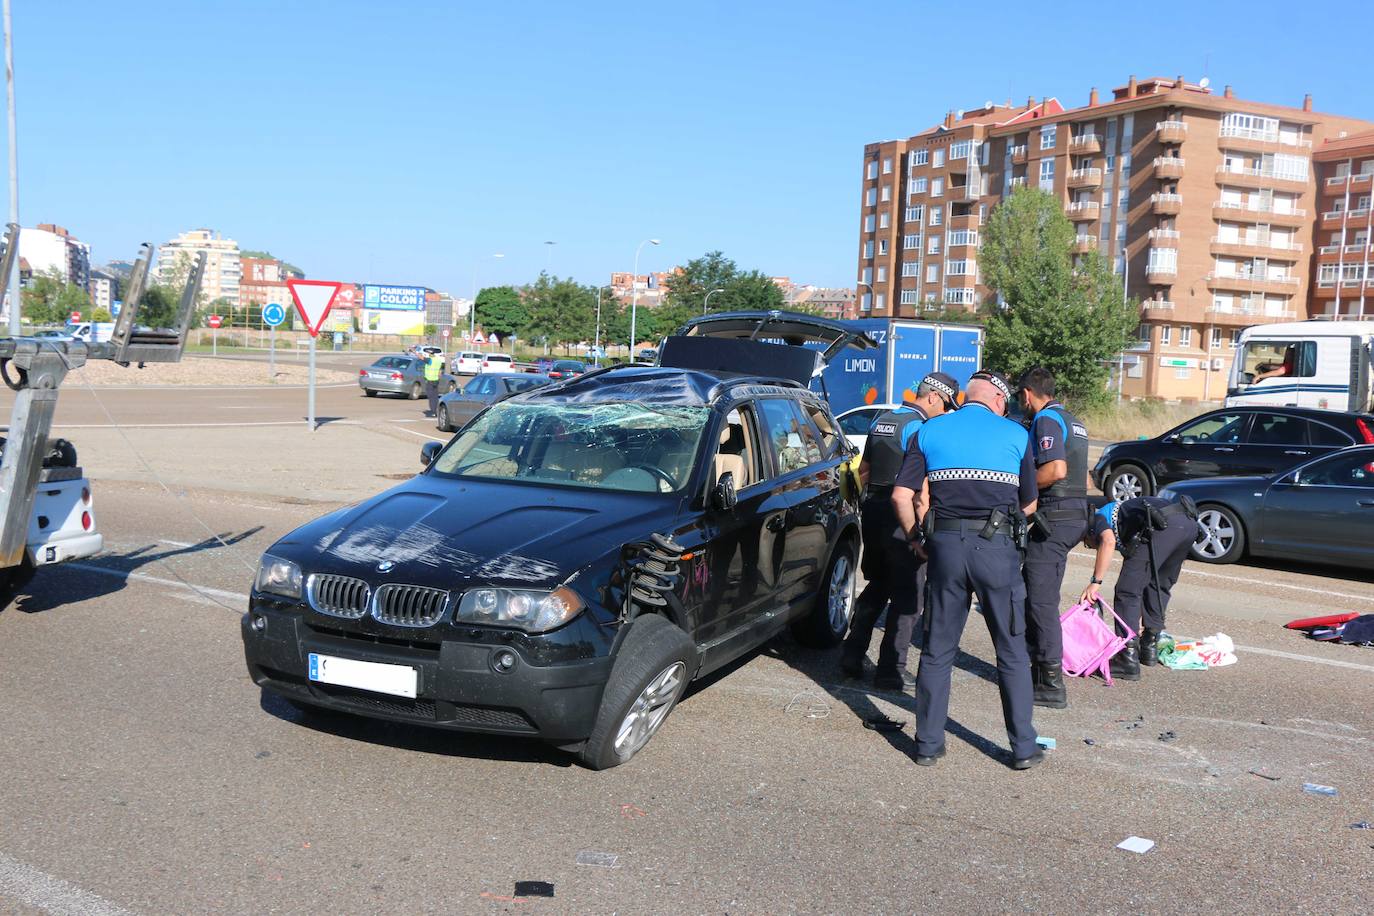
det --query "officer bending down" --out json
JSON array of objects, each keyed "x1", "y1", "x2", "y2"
[
  {"x1": 1017, "y1": 367, "x2": 1091, "y2": 710},
  {"x1": 1080, "y1": 495, "x2": 1199, "y2": 680},
  {"x1": 893, "y1": 370, "x2": 1043, "y2": 770},
  {"x1": 840, "y1": 372, "x2": 960, "y2": 690}
]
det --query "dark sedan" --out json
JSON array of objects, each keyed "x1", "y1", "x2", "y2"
[
  {"x1": 1160, "y1": 446, "x2": 1374, "y2": 569},
  {"x1": 435, "y1": 372, "x2": 550, "y2": 431},
  {"x1": 548, "y1": 359, "x2": 587, "y2": 381},
  {"x1": 1093, "y1": 406, "x2": 1374, "y2": 502}
]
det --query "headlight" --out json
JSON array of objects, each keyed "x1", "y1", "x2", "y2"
[
  {"x1": 455, "y1": 586, "x2": 584, "y2": 633},
  {"x1": 255, "y1": 554, "x2": 303, "y2": 600}
]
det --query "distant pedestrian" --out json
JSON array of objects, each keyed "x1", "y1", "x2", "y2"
[{"x1": 423, "y1": 352, "x2": 443, "y2": 416}]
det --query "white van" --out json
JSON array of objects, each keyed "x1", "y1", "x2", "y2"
[
  {"x1": 65, "y1": 321, "x2": 116, "y2": 343},
  {"x1": 1225, "y1": 319, "x2": 1374, "y2": 412}
]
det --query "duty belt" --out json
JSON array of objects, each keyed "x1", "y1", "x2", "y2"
[
  {"x1": 1041, "y1": 506, "x2": 1090, "y2": 523},
  {"x1": 932, "y1": 517, "x2": 1012, "y2": 536}
]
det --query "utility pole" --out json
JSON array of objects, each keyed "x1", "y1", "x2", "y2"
[{"x1": 4, "y1": 0, "x2": 19, "y2": 337}]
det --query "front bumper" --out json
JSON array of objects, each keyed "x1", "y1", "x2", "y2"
[{"x1": 242, "y1": 605, "x2": 613, "y2": 742}]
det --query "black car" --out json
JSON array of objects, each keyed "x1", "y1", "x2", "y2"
[
  {"x1": 548, "y1": 359, "x2": 586, "y2": 381},
  {"x1": 435, "y1": 373, "x2": 551, "y2": 432},
  {"x1": 1092, "y1": 406, "x2": 1374, "y2": 502},
  {"x1": 242, "y1": 311, "x2": 872, "y2": 769},
  {"x1": 1161, "y1": 446, "x2": 1374, "y2": 569}
]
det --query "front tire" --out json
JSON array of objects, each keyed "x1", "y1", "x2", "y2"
[
  {"x1": 1192, "y1": 504, "x2": 1245, "y2": 564},
  {"x1": 791, "y1": 539, "x2": 858, "y2": 648},
  {"x1": 436, "y1": 404, "x2": 450, "y2": 432},
  {"x1": 1105, "y1": 463, "x2": 1153, "y2": 502},
  {"x1": 578, "y1": 615, "x2": 695, "y2": 770}
]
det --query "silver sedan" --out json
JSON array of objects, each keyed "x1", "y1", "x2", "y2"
[{"x1": 359, "y1": 355, "x2": 459, "y2": 399}]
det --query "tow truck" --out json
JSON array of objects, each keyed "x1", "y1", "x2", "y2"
[{"x1": 0, "y1": 224, "x2": 203, "y2": 606}]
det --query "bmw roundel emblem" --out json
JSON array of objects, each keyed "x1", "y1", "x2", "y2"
[{"x1": 377, "y1": 560, "x2": 394, "y2": 573}]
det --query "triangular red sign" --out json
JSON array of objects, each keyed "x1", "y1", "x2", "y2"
[{"x1": 286, "y1": 279, "x2": 343, "y2": 337}]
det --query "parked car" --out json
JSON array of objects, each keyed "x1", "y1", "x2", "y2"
[
  {"x1": 1092, "y1": 406, "x2": 1374, "y2": 502},
  {"x1": 636, "y1": 347, "x2": 659, "y2": 363},
  {"x1": 548, "y1": 359, "x2": 587, "y2": 381},
  {"x1": 835, "y1": 403, "x2": 900, "y2": 452},
  {"x1": 243, "y1": 311, "x2": 871, "y2": 769},
  {"x1": 451, "y1": 351, "x2": 484, "y2": 375},
  {"x1": 481, "y1": 353, "x2": 515, "y2": 374},
  {"x1": 435, "y1": 373, "x2": 551, "y2": 431},
  {"x1": 358, "y1": 355, "x2": 458, "y2": 399},
  {"x1": 32, "y1": 329, "x2": 72, "y2": 339},
  {"x1": 1161, "y1": 446, "x2": 1374, "y2": 569}
]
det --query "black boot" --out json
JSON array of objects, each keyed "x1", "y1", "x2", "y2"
[
  {"x1": 1140, "y1": 629, "x2": 1161, "y2": 667},
  {"x1": 1111, "y1": 638, "x2": 1141, "y2": 681},
  {"x1": 1032, "y1": 661, "x2": 1068, "y2": 709}
]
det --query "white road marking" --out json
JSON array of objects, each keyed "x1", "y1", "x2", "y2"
[
  {"x1": 1066, "y1": 550, "x2": 1374, "y2": 605},
  {"x1": 0, "y1": 852, "x2": 136, "y2": 916},
  {"x1": 65, "y1": 563, "x2": 248, "y2": 608},
  {"x1": 47, "y1": 421, "x2": 361, "y2": 429},
  {"x1": 55, "y1": 382, "x2": 356, "y2": 391},
  {"x1": 393, "y1": 427, "x2": 446, "y2": 441},
  {"x1": 1233, "y1": 644, "x2": 1374, "y2": 674},
  {"x1": 158, "y1": 539, "x2": 195, "y2": 548}
]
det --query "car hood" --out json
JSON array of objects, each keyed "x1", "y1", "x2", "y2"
[{"x1": 271, "y1": 477, "x2": 678, "y2": 590}]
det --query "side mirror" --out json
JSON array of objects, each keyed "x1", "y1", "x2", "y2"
[
  {"x1": 1179, "y1": 435, "x2": 1197, "y2": 446},
  {"x1": 1163, "y1": 433, "x2": 1179, "y2": 443},
  {"x1": 420, "y1": 441, "x2": 442, "y2": 467},
  {"x1": 711, "y1": 472, "x2": 738, "y2": 511}
]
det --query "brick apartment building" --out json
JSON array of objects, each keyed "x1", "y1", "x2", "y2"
[
  {"x1": 1312, "y1": 131, "x2": 1374, "y2": 319},
  {"x1": 858, "y1": 75, "x2": 1374, "y2": 399}
]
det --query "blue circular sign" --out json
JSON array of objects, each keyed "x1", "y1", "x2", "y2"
[{"x1": 262, "y1": 302, "x2": 287, "y2": 328}]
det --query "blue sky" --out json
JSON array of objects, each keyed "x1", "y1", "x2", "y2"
[{"x1": 11, "y1": 1, "x2": 1374, "y2": 293}]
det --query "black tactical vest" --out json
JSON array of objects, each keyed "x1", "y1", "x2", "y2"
[
  {"x1": 865, "y1": 408, "x2": 926, "y2": 489},
  {"x1": 1039, "y1": 403, "x2": 1089, "y2": 501}
]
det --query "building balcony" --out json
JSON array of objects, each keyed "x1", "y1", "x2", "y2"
[
  {"x1": 1148, "y1": 228, "x2": 1181, "y2": 246},
  {"x1": 1205, "y1": 305, "x2": 1298, "y2": 325},
  {"x1": 1009, "y1": 145, "x2": 1027, "y2": 165},
  {"x1": 1321, "y1": 207, "x2": 1372, "y2": 228},
  {"x1": 1324, "y1": 172, "x2": 1374, "y2": 189},
  {"x1": 1069, "y1": 133, "x2": 1102, "y2": 154},
  {"x1": 1065, "y1": 201, "x2": 1100, "y2": 221},
  {"x1": 1072, "y1": 235, "x2": 1097, "y2": 253},
  {"x1": 1215, "y1": 165, "x2": 1308, "y2": 191},
  {"x1": 1314, "y1": 277, "x2": 1374, "y2": 297},
  {"x1": 1212, "y1": 201, "x2": 1308, "y2": 226},
  {"x1": 1008, "y1": 175, "x2": 1027, "y2": 189},
  {"x1": 1067, "y1": 167, "x2": 1103, "y2": 189},
  {"x1": 1151, "y1": 193, "x2": 1183, "y2": 215},
  {"x1": 1141, "y1": 300, "x2": 1176, "y2": 318},
  {"x1": 1205, "y1": 273, "x2": 1302, "y2": 294},
  {"x1": 1218, "y1": 125, "x2": 1313, "y2": 151},
  {"x1": 1156, "y1": 120, "x2": 1188, "y2": 144},
  {"x1": 1145, "y1": 268, "x2": 1176, "y2": 285},
  {"x1": 1153, "y1": 157, "x2": 1185, "y2": 179},
  {"x1": 1209, "y1": 236, "x2": 1304, "y2": 259},
  {"x1": 1316, "y1": 242, "x2": 1372, "y2": 259}
]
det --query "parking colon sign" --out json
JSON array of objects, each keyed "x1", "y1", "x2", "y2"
[{"x1": 364, "y1": 285, "x2": 426, "y2": 311}]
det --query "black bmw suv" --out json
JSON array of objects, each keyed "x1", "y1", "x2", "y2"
[{"x1": 242, "y1": 312, "x2": 871, "y2": 768}]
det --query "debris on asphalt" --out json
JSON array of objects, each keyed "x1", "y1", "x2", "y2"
[
  {"x1": 255, "y1": 750, "x2": 271, "y2": 759},
  {"x1": 784, "y1": 690, "x2": 830, "y2": 719},
  {"x1": 514, "y1": 881, "x2": 555, "y2": 898},
  {"x1": 1116, "y1": 836, "x2": 1155, "y2": 854},
  {"x1": 576, "y1": 851, "x2": 620, "y2": 868},
  {"x1": 1349, "y1": 822, "x2": 1373, "y2": 830},
  {"x1": 1035, "y1": 736, "x2": 1056, "y2": 750},
  {"x1": 863, "y1": 715, "x2": 903, "y2": 733},
  {"x1": 1248, "y1": 768, "x2": 1281, "y2": 781},
  {"x1": 1157, "y1": 730, "x2": 1178, "y2": 743},
  {"x1": 1083, "y1": 738, "x2": 1097, "y2": 746},
  {"x1": 1302, "y1": 783, "x2": 1339, "y2": 797},
  {"x1": 1115, "y1": 715, "x2": 1144, "y2": 731},
  {"x1": 619, "y1": 803, "x2": 647, "y2": 819}
]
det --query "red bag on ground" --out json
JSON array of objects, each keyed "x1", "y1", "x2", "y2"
[
  {"x1": 1283, "y1": 612, "x2": 1358, "y2": 631},
  {"x1": 1060, "y1": 598, "x2": 1134, "y2": 686}
]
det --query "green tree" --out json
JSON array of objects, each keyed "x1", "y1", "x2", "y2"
[
  {"x1": 981, "y1": 186, "x2": 1137, "y2": 408},
  {"x1": 473, "y1": 285, "x2": 528, "y2": 338},
  {"x1": 658, "y1": 251, "x2": 787, "y2": 336},
  {"x1": 21, "y1": 269, "x2": 93, "y2": 325},
  {"x1": 92, "y1": 307, "x2": 113, "y2": 322},
  {"x1": 524, "y1": 273, "x2": 597, "y2": 352},
  {"x1": 137, "y1": 286, "x2": 183, "y2": 328}
]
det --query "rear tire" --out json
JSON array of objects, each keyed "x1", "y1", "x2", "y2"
[
  {"x1": 363, "y1": 389, "x2": 378, "y2": 398},
  {"x1": 436, "y1": 404, "x2": 450, "y2": 432},
  {"x1": 1105, "y1": 463, "x2": 1153, "y2": 502},
  {"x1": 791, "y1": 539, "x2": 858, "y2": 648},
  {"x1": 578, "y1": 615, "x2": 695, "y2": 770},
  {"x1": 409, "y1": 382, "x2": 422, "y2": 400},
  {"x1": 1192, "y1": 504, "x2": 1245, "y2": 564}
]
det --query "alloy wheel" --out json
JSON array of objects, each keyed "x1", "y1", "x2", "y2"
[
  {"x1": 613, "y1": 661, "x2": 685, "y2": 760},
  {"x1": 1194, "y1": 509, "x2": 1235, "y2": 560},
  {"x1": 827, "y1": 553, "x2": 856, "y2": 632},
  {"x1": 1110, "y1": 470, "x2": 1144, "y2": 501}
]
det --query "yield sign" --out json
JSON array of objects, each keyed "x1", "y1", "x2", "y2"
[{"x1": 286, "y1": 279, "x2": 343, "y2": 337}]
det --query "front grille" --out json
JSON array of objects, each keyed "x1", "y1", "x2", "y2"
[
  {"x1": 372, "y1": 584, "x2": 450, "y2": 628},
  {"x1": 313, "y1": 684, "x2": 438, "y2": 719},
  {"x1": 307, "y1": 574, "x2": 371, "y2": 619},
  {"x1": 448, "y1": 704, "x2": 535, "y2": 730}
]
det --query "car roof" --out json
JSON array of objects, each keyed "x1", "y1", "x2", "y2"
[
  {"x1": 521, "y1": 364, "x2": 813, "y2": 408},
  {"x1": 1211, "y1": 406, "x2": 1374, "y2": 423}
]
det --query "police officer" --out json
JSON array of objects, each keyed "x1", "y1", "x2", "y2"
[
  {"x1": 1017, "y1": 367, "x2": 1090, "y2": 709},
  {"x1": 840, "y1": 372, "x2": 960, "y2": 690},
  {"x1": 423, "y1": 350, "x2": 443, "y2": 417},
  {"x1": 1080, "y1": 494, "x2": 1199, "y2": 680},
  {"x1": 893, "y1": 370, "x2": 1043, "y2": 770}
]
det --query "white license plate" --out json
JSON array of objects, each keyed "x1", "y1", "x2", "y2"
[
  {"x1": 308, "y1": 653, "x2": 417, "y2": 698},
  {"x1": 368, "y1": 371, "x2": 387, "y2": 379}
]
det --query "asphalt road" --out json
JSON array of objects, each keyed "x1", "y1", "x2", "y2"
[{"x1": 0, "y1": 380, "x2": 1372, "y2": 913}]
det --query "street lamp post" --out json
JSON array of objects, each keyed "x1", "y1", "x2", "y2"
[
  {"x1": 593, "y1": 285, "x2": 609, "y2": 367},
  {"x1": 469, "y1": 252, "x2": 504, "y2": 342},
  {"x1": 4, "y1": 0, "x2": 19, "y2": 337},
  {"x1": 629, "y1": 238, "x2": 660, "y2": 360},
  {"x1": 703, "y1": 287, "x2": 725, "y2": 315}
]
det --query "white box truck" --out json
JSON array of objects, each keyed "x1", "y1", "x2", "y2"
[{"x1": 1225, "y1": 319, "x2": 1374, "y2": 412}]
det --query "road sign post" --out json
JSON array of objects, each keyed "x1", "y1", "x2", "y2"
[
  {"x1": 209, "y1": 314, "x2": 222, "y2": 355},
  {"x1": 262, "y1": 302, "x2": 286, "y2": 380},
  {"x1": 286, "y1": 281, "x2": 342, "y2": 432}
]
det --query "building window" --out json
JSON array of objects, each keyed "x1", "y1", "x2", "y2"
[
  {"x1": 905, "y1": 205, "x2": 924, "y2": 222},
  {"x1": 903, "y1": 234, "x2": 921, "y2": 250},
  {"x1": 1161, "y1": 325, "x2": 1173, "y2": 345},
  {"x1": 914, "y1": 149, "x2": 928, "y2": 166},
  {"x1": 882, "y1": 158, "x2": 892, "y2": 174},
  {"x1": 879, "y1": 212, "x2": 890, "y2": 229},
  {"x1": 1210, "y1": 328, "x2": 1223, "y2": 350},
  {"x1": 863, "y1": 240, "x2": 874, "y2": 258},
  {"x1": 928, "y1": 236, "x2": 941, "y2": 255},
  {"x1": 875, "y1": 293, "x2": 885, "y2": 310},
  {"x1": 901, "y1": 261, "x2": 920, "y2": 277},
  {"x1": 1175, "y1": 367, "x2": 1192, "y2": 380},
  {"x1": 866, "y1": 188, "x2": 877, "y2": 207},
  {"x1": 946, "y1": 259, "x2": 975, "y2": 276},
  {"x1": 880, "y1": 185, "x2": 891, "y2": 202},
  {"x1": 864, "y1": 215, "x2": 875, "y2": 232},
  {"x1": 929, "y1": 208, "x2": 942, "y2": 227},
  {"x1": 1041, "y1": 124, "x2": 1057, "y2": 149},
  {"x1": 877, "y1": 266, "x2": 887, "y2": 282},
  {"x1": 931, "y1": 177, "x2": 944, "y2": 197},
  {"x1": 1138, "y1": 324, "x2": 1151, "y2": 343},
  {"x1": 1039, "y1": 159, "x2": 1055, "y2": 189},
  {"x1": 861, "y1": 293, "x2": 872, "y2": 311},
  {"x1": 933, "y1": 148, "x2": 945, "y2": 168},
  {"x1": 1105, "y1": 155, "x2": 1115, "y2": 172},
  {"x1": 878, "y1": 239, "x2": 888, "y2": 255},
  {"x1": 867, "y1": 161, "x2": 878, "y2": 179},
  {"x1": 1230, "y1": 330, "x2": 1242, "y2": 349},
  {"x1": 1179, "y1": 326, "x2": 1193, "y2": 347},
  {"x1": 911, "y1": 177, "x2": 928, "y2": 194},
  {"x1": 1147, "y1": 248, "x2": 1178, "y2": 273},
  {"x1": 862, "y1": 267, "x2": 872, "y2": 284},
  {"x1": 899, "y1": 290, "x2": 918, "y2": 304},
  {"x1": 926, "y1": 264, "x2": 939, "y2": 283}
]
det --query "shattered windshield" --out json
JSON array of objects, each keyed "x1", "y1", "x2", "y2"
[{"x1": 432, "y1": 402, "x2": 710, "y2": 493}]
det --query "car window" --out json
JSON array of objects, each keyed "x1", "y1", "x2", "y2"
[
  {"x1": 801, "y1": 402, "x2": 841, "y2": 457},
  {"x1": 1240, "y1": 340, "x2": 1316, "y2": 382},
  {"x1": 712, "y1": 407, "x2": 761, "y2": 489},
  {"x1": 839, "y1": 409, "x2": 879, "y2": 437},
  {"x1": 464, "y1": 377, "x2": 493, "y2": 395},
  {"x1": 487, "y1": 354, "x2": 512, "y2": 363},
  {"x1": 1307, "y1": 422, "x2": 1352, "y2": 447},
  {"x1": 1299, "y1": 451, "x2": 1374, "y2": 488},
  {"x1": 462, "y1": 351, "x2": 481, "y2": 360},
  {"x1": 1175, "y1": 413, "x2": 1246, "y2": 444},
  {"x1": 1246, "y1": 413, "x2": 1306, "y2": 446},
  {"x1": 374, "y1": 357, "x2": 398, "y2": 369},
  {"x1": 758, "y1": 399, "x2": 823, "y2": 475},
  {"x1": 503, "y1": 377, "x2": 541, "y2": 393}
]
